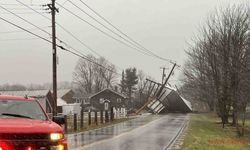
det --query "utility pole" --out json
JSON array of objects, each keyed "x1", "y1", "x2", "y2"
[
  {"x1": 156, "y1": 63, "x2": 177, "y2": 98},
  {"x1": 48, "y1": 0, "x2": 59, "y2": 116},
  {"x1": 160, "y1": 67, "x2": 167, "y2": 84}
]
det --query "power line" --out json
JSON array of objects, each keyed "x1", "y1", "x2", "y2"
[
  {"x1": 16, "y1": 0, "x2": 102, "y2": 57},
  {"x1": 0, "y1": 16, "x2": 121, "y2": 76},
  {"x1": 15, "y1": 0, "x2": 165, "y2": 70},
  {"x1": 67, "y1": 0, "x2": 153, "y2": 56},
  {"x1": 0, "y1": 3, "x2": 40, "y2": 6},
  {"x1": 8, "y1": 1, "x2": 179, "y2": 69},
  {"x1": 0, "y1": 11, "x2": 48, "y2": 14},
  {"x1": 0, "y1": 5, "x2": 51, "y2": 36},
  {"x1": 56, "y1": 25, "x2": 103, "y2": 57},
  {"x1": 60, "y1": 39, "x2": 123, "y2": 72},
  {"x1": 0, "y1": 26, "x2": 50, "y2": 34},
  {"x1": 56, "y1": 2, "x2": 153, "y2": 57},
  {"x1": 22, "y1": 1, "x2": 170, "y2": 63},
  {"x1": 15, "y1": 0, "x2": 123, "y2": 71},
  {"x1": 0, "y1": 16, "x2": 53, "y2": 44},
  {"x1": 0, "y1": 37, "x2": 45, "y2": 41},
  {"x1": 59, "y1": 0, "x2": 70, "y2": 8},
  {"x1": 1, "y1": 7, "x2": 42, "y2": 10},
  {"x1": 78, "y1": 0, "x2": 176, "y2": 64},
  {"x1": 63, "y1": 48, "x2": 121, "y2": 75},
  {"x1": 14, "y1": 0, "x2": 150, "y2": 61}
]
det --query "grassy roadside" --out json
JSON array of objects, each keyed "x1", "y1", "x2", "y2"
[{"x1": 181, "y1": 113, "x2": 250, "y2": 150}]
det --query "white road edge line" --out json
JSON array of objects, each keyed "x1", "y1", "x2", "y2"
[{"x1": 163, "y1": 115, "x2": 189, "y2": 150}]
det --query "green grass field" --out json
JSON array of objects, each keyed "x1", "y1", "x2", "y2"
[{"x1": 181, "y1": 113, "x2": 250, "y2": 150}]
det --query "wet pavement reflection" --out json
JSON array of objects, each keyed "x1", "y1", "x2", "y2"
[{"x1": 67, "y1": 113, "x2": 189, "y2": 150}]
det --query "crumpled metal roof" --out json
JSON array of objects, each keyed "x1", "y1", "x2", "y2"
[{"x1": 143, "y1": 80, "x2": 192, "y2": 113}]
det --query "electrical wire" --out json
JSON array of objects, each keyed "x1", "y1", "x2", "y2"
[
  {"x1": 59, "y1": 0, "x2": 70, "y2": 8},
  {"x1": 77, "y1": 0, "x2": 176, "y2": 64},
  {"x1": 64, "y1": 49, "x2": 121, "y2": 75},
  {"x1": 16, "y1": 0, "x2": 102, "y2": 57},
  {"x1": 0, "y1": 37, "x2": 44, "y2": 41},
  {"x1": 0, "y1": 3, "x2": 40, "y2": 6},
  {"x1": 0, "y1": 12, "x2": 48, "y2": 14},
  {"x1": 0, "y1": 26, "x2": 50, "y2": 34},
  {"x1": 68, "y1": 0, "x2": 153, "y2": 56},
  {"x1": 15, "y1": 0, "x2": 123, "y2": 71},
  {"x1": 0, "y1": 16, "x2": 121, "y2": 75},
  {"x1": 0, "y1": 5, "x2": 51, "y2": 36},
  {"x1": 0, "y1": 7, "x2": 42, "y2": 10},
  {"x1": 0, "y1": 16, "x2": 52, "y2": 44},
  {"x1": 15, "y1": 0, "x2": 167, "y2": 70},
  {"x1": 56, "y1": 2, "x2": 153, "y2": 57}
]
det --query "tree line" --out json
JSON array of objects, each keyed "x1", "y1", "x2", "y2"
[{"x1": 182, "y1": 4, "x2": 250, "y2": 136}]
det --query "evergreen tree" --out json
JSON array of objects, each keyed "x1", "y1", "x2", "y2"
[
  {"x1": 119, "y1": 70, "x2": 127, "y2": 94},
  {"x1": 124, "y1": 68, "x2": 138, "y2": 108}
]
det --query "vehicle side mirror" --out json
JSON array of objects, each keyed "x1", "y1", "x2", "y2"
[{"x1": 52, "y1": 115, "x2": 65, "y2": 125}]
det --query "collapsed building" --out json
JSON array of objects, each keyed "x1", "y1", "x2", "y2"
[{"x1": 141, "y1": 79, "x2": 192, "y2": 114}]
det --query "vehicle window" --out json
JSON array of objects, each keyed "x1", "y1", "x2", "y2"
[{"x1": 0, "y1": 100, "x2": 47, "y2": 121}]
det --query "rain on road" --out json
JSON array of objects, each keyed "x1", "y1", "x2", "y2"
[{"x1": 67, "y1": 113, "x2": 189, "y2": 150}]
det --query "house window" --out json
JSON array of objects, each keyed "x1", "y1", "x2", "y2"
[
  {"x1": 117, "y1": 98, "x2": 122, "y2": 103},
  {"x1": 99, "y1": 98, "x2": 104, "y2": 104}
]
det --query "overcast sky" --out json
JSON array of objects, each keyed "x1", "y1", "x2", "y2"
[{"x1": 0, "y1": 0, "x2": 247, "y2": 85}]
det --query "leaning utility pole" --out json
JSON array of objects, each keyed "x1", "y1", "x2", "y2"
[
  {"x1": 160, "y1": 67, "x2": 167, "y2": 84},
  {"x1": 135, "y1": 63, "x2": 177, "y2": 115},
  {"x1": 48, "y1": 0, "x2": 58, "y2": 116},
  {"x1": 156, "y1": 63, "x2": 177, "y2": 98}
]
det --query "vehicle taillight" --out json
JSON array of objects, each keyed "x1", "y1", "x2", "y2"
[
  {"x1": 25, "y1": 146, "x2": 35, "y2": 150},
  {"x1": 0, "y1": 141, "x2": 11, "y2": 150}
]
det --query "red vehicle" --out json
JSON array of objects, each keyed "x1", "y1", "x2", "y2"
[{"x1": 0, "y1": 95, "x2": 67, "y2": 150}]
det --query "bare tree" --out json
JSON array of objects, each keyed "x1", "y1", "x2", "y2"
[
  {"x1": 73, "y1": 55, "x2": 95, "y2": 94},
  {"x1": 73, "y1": 55, "x2": 118, "y2": 95},
  {"x1": 182, "y1": 4, "x2": 250, "y2": 135},
  {"x1": 98, "y1": 57, "x2": 117, "y2": 89}
]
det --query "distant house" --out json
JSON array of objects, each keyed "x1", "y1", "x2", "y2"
[
  {"x1": 0, "y1": 90, "x2": 53, "y2": 113},
  {"x1": 87, "y1": 88, "x2": 127, "y2": 111},
  {"x1": 57, "y1": 89, "x2": 75, "y2": 104},
  {"x1": 56, "y1": 89, "x2": 81, "y2": 114}
]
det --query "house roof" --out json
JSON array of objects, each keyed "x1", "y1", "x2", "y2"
[
  {"x1": 0, "y1": 90, "x2": 50, "y2": 98},
  {"x1": 57, "y1": 98, "x2": 67, "y2": 106},
  {"x1": 56, "y1": 89, "x2": 73, "y2": 98},
  {"x1": 89, "y1": 88, "x2": 127, "y2": 99}
]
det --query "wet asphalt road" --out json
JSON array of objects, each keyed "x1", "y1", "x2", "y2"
[{"x1": 67, "y1": 113, "x2": 189, "y2": 150}]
